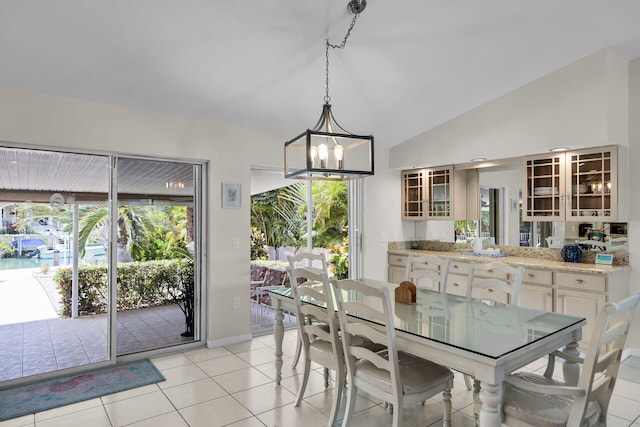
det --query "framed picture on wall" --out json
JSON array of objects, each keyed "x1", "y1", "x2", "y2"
[{"x1": 222, "y1": 182, "x2": 241, "y2": 209}]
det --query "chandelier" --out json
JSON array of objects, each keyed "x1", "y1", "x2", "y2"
[{"x1": 284, "y1": 0, "x2": 374, "y2": 181}]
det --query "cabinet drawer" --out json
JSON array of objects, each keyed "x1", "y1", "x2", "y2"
[
  {"x1": 523, "y1": 268, "x2": 552, "y2": 285},
  {"x1": 388, "y1": 254, "x2": 408, "y2": 267},
  {"x1": 556, "y1": 272, "x2": 606, "y2": 292},
  {"x1": 446, "y1": 274, "x2": 468, "y2": 296},
  {"x1": 449, "y1": 261, "x2": 470, "y2": 275}
]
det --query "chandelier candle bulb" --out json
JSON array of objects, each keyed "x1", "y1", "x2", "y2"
[
  {"x1": 318, "y1": 143, "x2": 328, "y2": 168},
  {"x1": 334, "y1": 144, "x2": 344, "y2": 169},
  {"x1": 309, "y1": 146, "x2": 317, "y2": 167}
]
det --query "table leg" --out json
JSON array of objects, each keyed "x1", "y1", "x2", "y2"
[
  {"x1": 273, "y1": 300, "x2": 285, "y2": 385},
  {"x1": 562, "y1": 341, "x2": 581, "y2": 386},
  {"x1": 478, "y1": 382, "x2": 502, "y2": 427}
]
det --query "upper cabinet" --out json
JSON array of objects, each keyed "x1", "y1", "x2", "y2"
[
  {"x1": 522, "y1": 146, "x2": 625, "y2": 222},
  {"x1": 402, "y1": 166, "x2": 454, "y2": 220}
]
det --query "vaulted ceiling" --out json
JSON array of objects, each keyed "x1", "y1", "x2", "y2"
[{"x1": 2, "y1": 1, "x2": 640, "y2": 150}]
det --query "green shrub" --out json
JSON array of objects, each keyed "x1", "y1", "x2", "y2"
[{"x1": 55, "y1": 259, "x2": 194, "y2": 317}]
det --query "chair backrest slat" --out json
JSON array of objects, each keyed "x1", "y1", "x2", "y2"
[
  {"x1": 466, "y1": 261, "x2": 524, "y2": 305},
  {"x1": 405, "y1": 254, "x2": 451, "y2": 294},
  {"x1": 568, "y1": 293, "x2": 640, "y2": 424},
  {"x1": 332, "y1": 278, "x2": 401, "y2": 398}
]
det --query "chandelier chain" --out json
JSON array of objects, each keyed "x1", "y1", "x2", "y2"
[{"x1": 325, "y1": 12, "x2": 360, "y2": 103}]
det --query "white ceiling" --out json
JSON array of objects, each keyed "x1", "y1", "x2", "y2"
[{"x1": 2, "y1": 1, "x2": 640, "y2": 149}]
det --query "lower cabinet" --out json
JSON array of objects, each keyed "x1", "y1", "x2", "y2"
[
  {"x1": 520, "y1": 268, "x2": 553, "y2": 312},
  {"x1": 387, "y1": 254, "x2": 408, "y2": 284},
  {"x1": 387, "y1": 251, "x2": 630, "y2": 351}
]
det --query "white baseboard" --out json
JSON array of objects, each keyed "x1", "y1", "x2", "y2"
[{"x1": 207, "y1": 333, "x2": 253, "y2": 348}]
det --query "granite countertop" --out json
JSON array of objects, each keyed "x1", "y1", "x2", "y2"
[{"x1": 388, "y1": 248, "x2": 630, "y2": 275}]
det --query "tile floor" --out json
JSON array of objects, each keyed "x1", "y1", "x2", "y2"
[{"x1": 1, "y1": 329, "x2": 640, "y2": 427}]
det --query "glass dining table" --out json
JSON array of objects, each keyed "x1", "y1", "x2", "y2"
[{"x1": 269, "y1": 279, "x2": 585, "y2": 427}]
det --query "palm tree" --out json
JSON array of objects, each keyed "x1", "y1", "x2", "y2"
[{"x1": 74, "y1": 204, "x2": 156, "y2": 261}]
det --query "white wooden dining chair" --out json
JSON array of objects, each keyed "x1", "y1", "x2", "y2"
[
  {"x1": 286, "y1": 263, "x2": 344, "y2": 427},
  {"x1": 331, "y1": 277, "x2": 454, "y2": 427},
  {"x1": 404, "y1": 254, "x2": 451, "y2": 294},
  {"x1": 466, "y1": 261, "x2": 525, "y2": 305},
  {"x1": 287, "y1": 252, "x2": 330, "y2": 370},
  {"x1": 465, "y1": 261, "x2": 525, "y2": 399},
  {"x1": 502, "y1": 293, "x2": 640, "y2": 426}
]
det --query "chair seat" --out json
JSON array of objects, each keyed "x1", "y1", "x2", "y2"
[
  {"x1": 355, "y1": 350, "x2": 453, "y2": 396},
  {"x1": 503, "y1": 373, "x2": 601, "y2": 427}
]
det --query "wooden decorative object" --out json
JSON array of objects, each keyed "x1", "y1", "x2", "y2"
[{"x1": 395, "y1": 281, "x2": 417, "y2": 304}]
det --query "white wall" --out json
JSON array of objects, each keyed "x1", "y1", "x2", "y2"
[
  {"x1": 627, "y1": 57, "x2": 640, "y2": 350},
  {"x1": 361, "y1": 148, "x2": 404, "y2": 282},
  {"x1": 0, "y1": 87, "x2": 287, "y2": 347},
  {"x1": 389, "y1": 49, "x2": 629, "y2": 169}
]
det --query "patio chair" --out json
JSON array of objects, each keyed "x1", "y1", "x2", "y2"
[{"x1": 502, "y1": 293, "x2": 640, "y2": 426}]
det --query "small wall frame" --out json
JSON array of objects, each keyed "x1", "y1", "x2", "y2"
[{"x1": 222, "y1": 182, "x2": 241, "y2": 209}]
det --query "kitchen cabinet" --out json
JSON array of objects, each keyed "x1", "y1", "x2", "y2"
[
  {"x1": 522, "y1": 146, "x2": 625, "y2": 222},
  {"x1": 387, "y1": 250, "x2": 630, "y2": 351},
  {"x1": 519, "y1": 268, "x2": 553, "y2": 312},
  {"x1": 387, "y1": 253, "x2": 408, "y2": 284},
  {"x1": 401, "y1": 166, "x2": 454, "y2": 220}
]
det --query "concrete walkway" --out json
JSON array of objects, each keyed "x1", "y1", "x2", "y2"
[{"x1": 0, "y1": 268, "x2": 58, "y2": 325}]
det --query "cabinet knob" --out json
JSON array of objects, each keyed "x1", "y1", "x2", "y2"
[
  {"x1": 488, "y1": 288, "x2": 494, "y2": 293},
  {"x1": 487, "y1": 269, "x2": 493, "y2": 273},
  {"x1": 453, "y1": 283, "x2": 459, "y2": 287},
  {"x1": 452, "y1": 265, "x2": 459, "y2": 269},
  {"x1": 575, "y1": 279, "x2": 584, "y2": 284},
  {"x1": 528, "y1": 273, "x2": 535, "y2": 278}
]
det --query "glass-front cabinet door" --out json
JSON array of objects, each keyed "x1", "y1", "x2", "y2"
[
  {"x1": 401, "y1": 169, "x2": 425, "y2": 219},
  {"x1": 522, "y1": 154, "x2": 566, "y2": 221},
  {"x1": 401, "y1": 166, "x2": 453, "y2": 220},
  {"x1": 426, "y1": 167, "x2": 452, "y2": 218},
  {"x1": 523, "y1": 146, "x2": 619, "y2": 222},
  {"x1": 567, "y1": 148, "x2": 616, "y2": 220}
]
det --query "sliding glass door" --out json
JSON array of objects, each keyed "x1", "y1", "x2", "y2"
[
  {"x1": 114, "y1": 156, "x2": 201, "y2": 355},
  {"x1": 0, "y1": 147, "x2": 111, "y2": 381},
  {"x1": 0, "y1": 145, "x2": 205, "y2": 384}
]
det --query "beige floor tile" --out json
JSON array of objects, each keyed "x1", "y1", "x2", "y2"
[
  {"x1": 213, "y1": 367, "x2": 274, "y2": 394},
  {"x1": 35, "y1": 406, "x2": 111, "y2": 427},
  {"x1": 179, "y1": 395, "x2": 253, "y2": 427},
  {"x1": 607, "y1": 414, "x2": 636, "y2": 427},
  {"x1": 163, "y1": 378, "x2": 228, "y2": 409},
  {"x1": 280, "y1": 368, "x2": 332, "y2": 397},
  {"x1": 225, "y1": 416, "x2": 268, "y2": 427},
  {"x1": 101, "y1": 384, "x2": 160, "y2": 404},
  {"x1": 125, "y1": 411, "x2": 189, "y2": 427},
  {"x1": 608, "y1": 394, "x2": 640, "y2": 422},
  {"x1": 232, "y1": 382, "x2": 296, "y2": 415},
  {"x1": 104, "y1": 390, "x2": 174, "y2": 427},
  {"x1": 151, "y1": 353, "x2": 194, "y2": 371},
  {"x1": 235, "y1": 346, "x2": 279, "y2": 366},
  {"x1": 156, "y1": 363, "x2": 208, "y2": 389},
  {"x1": 427, "y1": 411, "x2": 476, "y2": 427},
  {"x1": 197, "y1": 354, "x2": 251, "y2": 377},
  {"x1": 303, "y1": 387, "x2": 377, "y2": 418},
  {"x1": 252, "y1": 355, "x2": 297, "y2": 381},
  {"x1": 33, "y1": 398, "x2": 102, "y2": 422},
  {"x1": 256, "y1": 401, "x2": 329, "y2": 427},
  {"x1": 0, "y1": 414, "x2": 34, "y2": 427},
  {"x1": 183, "y1": 346, "x2": 232, "y2": 363},
  {"x1": 225, "y1": 340, "x2": 268, "y2": 354},
  {"x1": 347, "y1": 404, "x2": 412, "y2": 427},
  {"x1": 613, "y1": 378, "x2": 640, "y2": 400}
]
